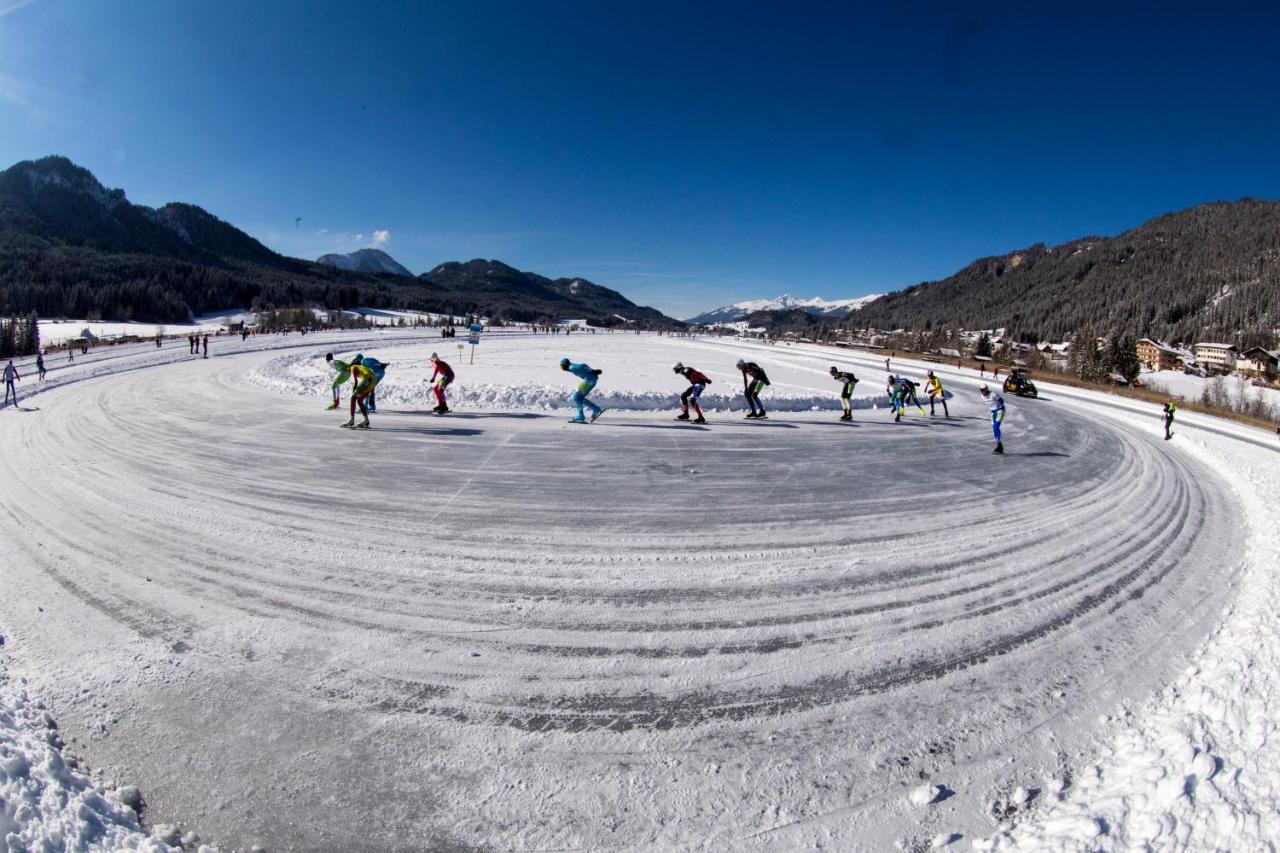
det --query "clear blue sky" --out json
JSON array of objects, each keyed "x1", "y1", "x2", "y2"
[{"x1": 3, "y1": 1, "x2": 1279, "y2": 318}]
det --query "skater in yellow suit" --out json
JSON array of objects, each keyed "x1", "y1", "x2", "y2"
[
  {"x1": 924, "y1": 370, "x2": 949, "y2": 417},
  {"x1": 345, "y1": 362, "x2": 380, "y2": 428}
]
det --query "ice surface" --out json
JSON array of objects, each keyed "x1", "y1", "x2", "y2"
[{"x1": 0, "y1": 328, "x2": 1274, "y2": 850}]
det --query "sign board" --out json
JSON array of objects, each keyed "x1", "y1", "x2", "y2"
[{"x1": 468, "y1": 322, "x2": 483, "y2": 346}]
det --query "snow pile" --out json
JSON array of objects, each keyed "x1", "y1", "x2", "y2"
[
  {"x1": 244, "y1": 342, "x2": 898, "y2": 413},
  {"x1": 0, "y1": 672, "x2": 173, "y2": 852},
  {"x1": 975, "y1": 422, "x2": 1280, "y2": 850}
]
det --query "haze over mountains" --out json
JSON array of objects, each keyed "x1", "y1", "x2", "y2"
[
  {"x1": 0, "y1": 156, "x2": 680, "y2": 327},
  {"x1": 687, "y1": 293, "x2": 882, "y2": 324}
]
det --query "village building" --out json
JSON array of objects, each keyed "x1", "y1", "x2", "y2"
[
  {"x1": 1137, "y1": 338, "x2": 1190, "y2": 371},
  {"x1": 1193, "y1": 342, "x2": 1239, "y2": 374},
  {"x1": 1238, "y1": 347, "x2": 1279, "y2": 380}
]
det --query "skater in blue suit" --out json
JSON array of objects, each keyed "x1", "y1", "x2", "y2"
[
  {"x1": 353, "y1": 354, "x2": 388, "y2": 412},
  {"x1": 560, "y1": 357, "x2": 604, "y2": 423}
]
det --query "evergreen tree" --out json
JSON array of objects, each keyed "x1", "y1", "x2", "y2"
[{"x1": 976, "y1": 332, "x2": 993, "y2": 357}]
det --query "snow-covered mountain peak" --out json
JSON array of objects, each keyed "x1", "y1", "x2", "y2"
[{"x1": 686, "y1": 292, "x2": 882, "y2": 324}]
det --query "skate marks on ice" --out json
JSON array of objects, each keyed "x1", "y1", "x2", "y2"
[{"x1": 0, "y1": 343, "x2": 1243, "y2": 850}]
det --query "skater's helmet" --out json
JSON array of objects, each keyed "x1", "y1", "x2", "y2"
[
  {"x1": 672, "y1": 361, "x2": 684, "y2": 372},
  {"x1": 979, "y1": 384, "x2": 990, "y2": 395},
  {"x1": 828, "y1": 365, "x2": 838, "y2": 376},
  {"x1": 430, "y1": 352, "x2": 439, "y2": 361},
  {"x1": 325, "y1": 352, "x2": 334, "y2": 362},
  {"x1": 736, "y1": 358, "x2": 746, "y2": 367},
  {"x1": 927, "y1": 370, "x2": 935, "y2": 377},
  {"x1": 559, "y1": 357, "x2": 571, "y2": 368},
  {"x1": 353, "y1": 353, "x2": 364, "y2": 364}
]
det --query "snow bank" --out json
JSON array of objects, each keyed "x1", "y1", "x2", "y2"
[
  {"x1": 0, "y1": 671, "x2": 174, "y2": 852},
  {"x1": 245, "y1": 341, "x2": 898, "y2": 413},
  {"x1": 974, "y1": 411, "x2": 1280, "y2": 850}
]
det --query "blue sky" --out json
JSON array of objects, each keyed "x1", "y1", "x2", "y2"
[{"x1": 2, "y1": 1, "x2": 1279, "y2": 318}]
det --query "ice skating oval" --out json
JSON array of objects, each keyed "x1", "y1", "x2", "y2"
[{"x1": 0, "y1": 330, "x2": 1243, "y2": 851}]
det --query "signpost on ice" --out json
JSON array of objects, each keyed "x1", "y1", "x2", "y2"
[{"x1": 468, "y1": 322, "x2": 482, "y2": 363}]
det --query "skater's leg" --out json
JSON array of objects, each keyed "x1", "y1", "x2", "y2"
[
  {"x1": 572, "y1": 389, "x2": 586, "y2": 420},
  {"x1": 942, "y1": 398, "x2": 949, "y2": 417},
  {"x1": 992, "y1": 413, "x2": 1002, "y2": 443},
  {"x1": 753, "y1": 380, "x2": 766, "y2": 416},
  {"x1": 434, "y1": 382, "x2": 446, "y2": 408},
  {"x1": 680, "y1": 387, "x2": 692, "y2": 414}
]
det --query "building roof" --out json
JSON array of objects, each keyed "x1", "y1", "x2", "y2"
[{"x1": 1195, "y1": 342, "x2": 1238, "y2": 350}]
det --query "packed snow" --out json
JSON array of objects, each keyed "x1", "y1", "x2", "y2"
[
  {"x1": 0, "y1": 671, "x2": 178, "y2": 852},
  {"x1": 0, "y1": 329, "x2": 1277, "y2": 850}
]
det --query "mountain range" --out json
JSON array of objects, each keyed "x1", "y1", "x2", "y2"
[
  {"x1": 845, "y1": 199, "x2": 1279, "y2": 345},
  {"x1": 687, "y1": 293, "x2": 882, "y2": 324},
  {"x1": 316, "y1": 248, "x2": 413, "y2": 277},
  {"x1": 0, "y1": 156, "x2": 681, "y2": 328}
]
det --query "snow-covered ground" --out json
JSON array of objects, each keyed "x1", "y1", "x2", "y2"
[
  {"x1": 1141, "y1": 367, "x2": 1280, "y2": 411},
  {"x1": 36, "y1": 312, "x2": 257, "y2": 345},
  {"x1": 244, "y1": 332, "x2": 902, "y2": 413},
  {"x1": 0, "y1": 331, "x2": 1276, "y2": 851}
]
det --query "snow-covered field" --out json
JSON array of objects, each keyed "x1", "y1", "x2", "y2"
[
  {"x1": 1142, "y1": 367, "x2": 1280, "y2": 411},
  {"x1": 0, "y1": 330, "x2": 1276, "y2": 851},
  {"x1": 36, "y1": 312, "x2": 257, "y2": 345}
]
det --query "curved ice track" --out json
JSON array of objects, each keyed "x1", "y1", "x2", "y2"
[{"x1": 0, "y1": 335, "x2": 1243, "y2": 851}]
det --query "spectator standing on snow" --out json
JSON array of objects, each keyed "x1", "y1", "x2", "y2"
[
  {"x1": 736, "y1": 358, "x2": 770, "y2": 419},
  {"x1": 924, "y1": 370, "x2": 949, "y2": 417},
  {"x1": 979, "y1": 385, "x2": 1006, "y2": 454},
  {"x1": 36, "y1": 353, "x2": 46, "y2": 380},
  {"x1": 672, "y1": 362, "x2": 711, "y2": 424},
  {"x1": 829, "y1": 366, "x2": 858, "y2": 421},
  {"x1": 202, "y1": 335, "x2": 209, "y2": 358},
  {"x1": 429, "y1": 353, "x2": 454, "y2": 414},
  {"x1": 1163, "y1": 401, "x2": 1176, "y2": 441},
  {"x1": 3, "y1": 360, "x2": 20, "y2": 407}
]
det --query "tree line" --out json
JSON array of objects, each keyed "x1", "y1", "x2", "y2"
[{"x1": 0, "y1": 313, "x2": 39, "y2": 358}]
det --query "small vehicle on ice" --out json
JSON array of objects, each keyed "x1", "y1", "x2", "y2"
[{"x1": 1002, "y1": 368, "x2": 1039, "y2": 398}]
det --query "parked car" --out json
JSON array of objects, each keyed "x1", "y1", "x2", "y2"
[{"x1": 1002, "y1": 369, "x2": 1039, "y2": 398}]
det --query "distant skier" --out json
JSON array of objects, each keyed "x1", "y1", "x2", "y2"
[
  {"x1": 353, "y1": 354, "x2": 388, "y2": 412},
  {"x1": 829, "y1": 366, "x2": 858, "y2": 421},
  {"x1": 924, "y1": 370, "x2": 949, "y2": 417},
  {"x1": 36, "y1": 353, "x2": 46, "y2": 380},
  {"x1": 979, "y1": 384, "x2": 1006, "y2": 454},
  {"x1": 3, "y1": 359, "x2": 19, "y2": 407},
  {"x1": 886, "y1": 375, "x2": 904, "y2": 422},
  {"x1": 884, "y1": 357, "x2": 891, "y2": 372},
  {"x1": 1162, "y1": 401, "x2": 1176, "y2": 440},
  {"x1": 560, "y1": 357, "x2": 604, "y2": 423},
  {"x1": 896, "y1": 375, "x2": 926, "y2": 415},
  {"x1": 429, "y1": 353, "x2": 454, "y2": 414},
  {"x1": 344, "y1": 360, "x2": 380, "y2": 429},
  {"x1": 736, "y1": 358, "x2": 770, "y2": 419},
  {"x1": 672, "y1": 362, "x2": 711, "y2": 424}
]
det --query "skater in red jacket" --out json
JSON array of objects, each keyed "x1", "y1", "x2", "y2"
[{"x1": 672, "y1": 362, "x2": 711, "y2": 424}]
